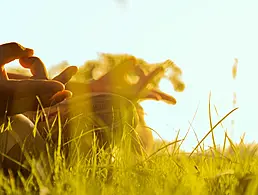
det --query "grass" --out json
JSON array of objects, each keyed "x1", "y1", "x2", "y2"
[
  {"x1": 1, "y1": 97, "x2": 258, "y2": 195},
  {"x1": 1, "y1": 139, "x2": 258, "y2": 195},
  {"x1": 2, "y1": 59, "x2": 257, "y2": 194}
]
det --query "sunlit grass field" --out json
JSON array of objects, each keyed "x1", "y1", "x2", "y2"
[
  {"x1": 1, "y1": 58, "x2": 257, "y2": 194},
  {"x1": 0, "y1": 102, "x2": 258, "y2": 195}
]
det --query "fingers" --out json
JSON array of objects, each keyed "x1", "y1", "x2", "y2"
[
  {"x1": 18, "y1": 56, "x2": 78, "y2": 84},
  {"x1": 0, "y1": 42, "x2": 34, "y2": 67},
  {"x1": 140, "y1": 89, "x2": 177, "y2": 105},
  {"x1": 0, "y1": 42, "x2": 75, "y2": 116},
  {"x1": 19, "y1": 57, "x2": 48, "y2": 79},
  {"x1": 0, "y1": 68, "x2": 8, "y2": 80},
  {"x1": 12, "y1": 91, "x2": 71, "y2": 117},
  {"x1": 0, "y1": 80, "x2": 64, "y2": 96},
  {"x1": 11, "y1": 58, "x2": 78, "y2": 84},
  {"x1": 110, "y1": 56, "x2": 136, "y2": 76},
  {"x1": 135, "y1": 66, "x2": 146, "y2": 78},
  {"x1": 136, "y1": 66, "x2": 164, "y2": 94},
  {"x1": 7, "y1": 73, "x2": 31, "y2": 79},
  {"x1": 49, "y1": 90, "x2": 72, "y2": 104},
  {"x1": 93, "y1": 57, "x2": 137, "y2": 94},
  {"x1": 98, "y1": 57, "x2": 136, "y2": 84},
  {"x1": 0, "y1": 80, "x2": 71, "y2": 116},
  {"x1": 53, "y1": 66, "x2": 78, "y2": 84}
]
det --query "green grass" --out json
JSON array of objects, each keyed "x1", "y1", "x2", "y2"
[
  {"x1": 1, "y1": 138, "x2": 258, "y2": 195},
  {"x1": 1, "y1": 97, "x2": 258, "y2": 195}
]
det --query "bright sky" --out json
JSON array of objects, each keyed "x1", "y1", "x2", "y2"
[{"x1": 1, "y1": 0, "x2": 258, "y2": 151}]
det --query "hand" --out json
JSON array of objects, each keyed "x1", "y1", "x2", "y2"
[
  {"x1": 80, "y1": 57, "x2": 177, "y2": 104},
  {"x1": 0, "y1": 42, "x2": 77, "y2": 116},
  {"x1": 7, "y1": 50, "x2": 176, "y2": 105}
]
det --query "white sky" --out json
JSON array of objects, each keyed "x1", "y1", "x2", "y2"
[{"x1": 1, "y1": 0, "x2": 258, "y2": 151}]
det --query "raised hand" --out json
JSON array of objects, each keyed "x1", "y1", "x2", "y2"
[
  {"x1": 0, "y1": 42, "x2": 77, "y2": 117},
  {"x1": 10, "y1": 56, "x2": 177, "y2": 105},
  {"x1": 67, "y1": 57, "x2": 177, "y2": 104}
]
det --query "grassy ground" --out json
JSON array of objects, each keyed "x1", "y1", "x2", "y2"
[
  {"x1": 1, "y1": 95, "x2": 256, "y2": 194},
  {"x1": 1, "y1": 137, "x2": 258, "y2": 195},
  {"x1": 2, "y1": 63, "x2": 256, "y2": 194},
  {"x1": 1, "y1": 109, "x2": 258, "y2": 195}
]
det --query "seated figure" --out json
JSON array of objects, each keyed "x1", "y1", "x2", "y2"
[{"x1": 1, "y1": 42, "x2": 182, "y2": 176}]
